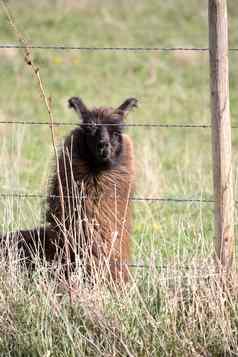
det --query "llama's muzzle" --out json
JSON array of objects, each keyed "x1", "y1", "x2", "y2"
[{"x1": 97, "y1": 141, "x2": 111, "y2": 161}]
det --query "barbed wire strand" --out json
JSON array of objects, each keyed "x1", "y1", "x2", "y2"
[
  {"x1": 64, "y1": 261, "x2": 222, "y2": 277},
  {"x1": 2, "y1": 192, "x2": 237, "y2": 204},
  {"x1": 0, "y1": 250, "x2": 224, "y2": 275},
  {"x1": 1, "y1": 120, "x2": 238, "y2": 129},
  {"x1": 0, "y1": 121, "x2": 211, "y2": 128},
  {"x1": 1, "y1": 44, "x2": 238, "y2": 52},
  {"x1": 0, "y1": 120, "x2": 237, "y2": 129},
  {"x1": 0, "y1": 192, "x2": 214, "y2": 203}
]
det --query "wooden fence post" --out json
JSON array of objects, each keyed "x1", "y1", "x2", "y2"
[{"x1": 208, "y1": 0, "x2": 234, "y2": 271}]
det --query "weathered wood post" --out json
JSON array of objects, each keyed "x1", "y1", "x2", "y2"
[{"x1": 208, "y1": 0, "x2": 234, "y2": 271}]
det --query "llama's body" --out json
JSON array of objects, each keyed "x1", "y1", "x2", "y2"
[
  {"x1": 47, "y1": 130, "x2": 135, "y2": 281},
  {"x1": 1, "y1": 97, "x2": 137, "y2": 283}
]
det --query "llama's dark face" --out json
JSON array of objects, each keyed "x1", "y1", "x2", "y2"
[
  {"x1": 68, "y1": 97, "x2": 138, "y2": 168},
  {"x1": 85, "y1": 120, "x2": 123, "y2": 165}
]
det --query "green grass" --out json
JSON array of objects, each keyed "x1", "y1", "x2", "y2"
[{"x1": 0, "y1": 0, "x2": 238, "y2": 355}]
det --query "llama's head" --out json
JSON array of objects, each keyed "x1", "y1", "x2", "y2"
[{"x1": 68, "y1": 97, "x2": 138, "y2": 169}]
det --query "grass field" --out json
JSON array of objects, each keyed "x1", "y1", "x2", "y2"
[{"x1": 1, "y1": 0, "x2": 238, "y2": 355}]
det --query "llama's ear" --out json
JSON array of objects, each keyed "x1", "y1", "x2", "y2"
[
  {"x1": 68, "y1": 97, "x2": 89, "y2": 119},
  {"x1": 116, "y1": 98, "x2": 138, "y2": 117}
]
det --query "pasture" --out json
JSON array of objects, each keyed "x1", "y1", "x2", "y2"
[{"x1": 0, "y1": 0, "x2": 238, "y2": 355}]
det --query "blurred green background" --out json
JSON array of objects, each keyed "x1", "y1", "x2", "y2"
[{"x1": 0, "y1": 0, "x2": 238, "y2": 265}]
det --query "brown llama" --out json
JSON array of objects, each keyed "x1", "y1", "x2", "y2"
[{"x1": 0, "y1": 97, "x2": 137, "y2": 283}]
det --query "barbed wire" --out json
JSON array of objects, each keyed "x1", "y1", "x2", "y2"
[
  {"x1": 67, "y1": 261, "x2": 222, "y2": 278},
  {"x1": 1, "y1": 120, "x2": 238, "y2": 129},
  {"x1": 0, "y1": 120, "x2": 212, "y2": 128},
  {"x1": 109, "y1": 263, "x2": 221, "y2": 279},
  {"x1": 1, "y1": 44, "x2": 238, "y2": 52},
  {"x1": 2, "y1": 192, "x2": 237, "y2": 205},
  {"x1": 0, "y1": 249, "x2": 224, "y2": 275},
  {"x1": 0, "y1": 192, "x2": 214, "y2": 204}
]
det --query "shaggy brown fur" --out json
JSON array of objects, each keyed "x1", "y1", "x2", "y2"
[{"x1": 1, "y1": 97, "x2": 137, "y2": 283}]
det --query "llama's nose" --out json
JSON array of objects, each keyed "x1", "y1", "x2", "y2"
[
  {"x1": 98, "y1": 141, "x2": 109, "y2": 150},
  {"x1": 97, "y1": 140, "x2": 110, "y2": 159}
]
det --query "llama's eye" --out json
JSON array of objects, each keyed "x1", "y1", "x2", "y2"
[
  {"x1": 90, "y1": 123, "x2": 97, "y2": 130},
  {"x1": 86, "y1": 123, "x2": 97, "y2": 135},
  {"x1": 112, "y1": 132, "x2": 120, "y2": 139}
]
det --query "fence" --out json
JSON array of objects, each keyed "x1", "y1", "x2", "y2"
[{"x1": 0, "y1": 0, "x2": 235, "y2": 275}]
